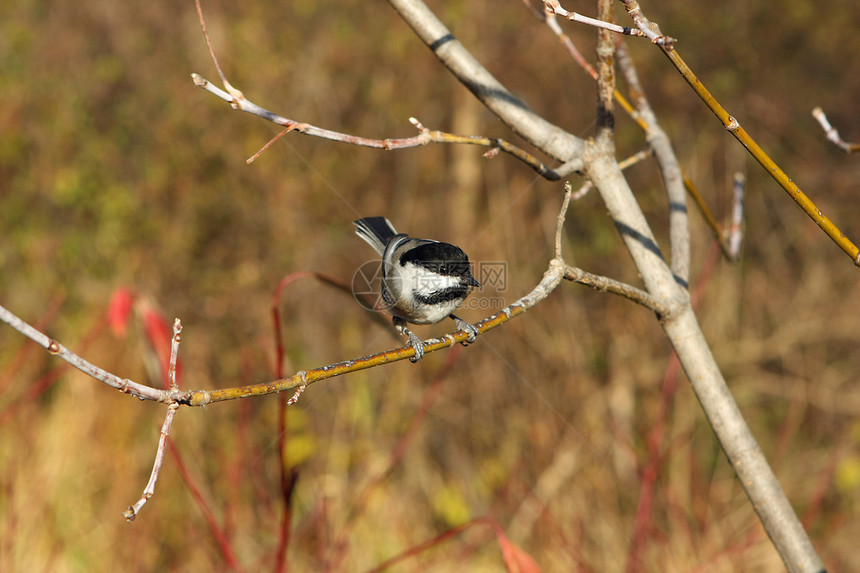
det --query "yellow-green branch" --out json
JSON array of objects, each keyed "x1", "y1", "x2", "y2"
[
  {"x1": 179, "y1": 260, "x2": 567, "y2": 406},
  {"x1": 660, "y1": 47, "x2": 860, "y2": 266}
]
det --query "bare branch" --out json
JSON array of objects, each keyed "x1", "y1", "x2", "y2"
[
  {"x1": 192, "y1": 75, "x2": 560, "y2": 180},
  {"x1": 555, "y1": 182, "x2": 574, "y2": 259},
  {"x1": 727, "y1": 172, "x2": 745, "y2": 261},
  {"x1": 613, "y1": 0, "x2": 676, "y2": 45},
  {"x1": 556, "y1": 182, "x2": 673, "y2": 317},
  {"x1": 124, "y1": 317, "x2": 184, "y2": 521},
  {"x1": 567, "y1": 149, "x2": 652, "y2": 210},
  {"x1": 563, "y1": 265, "x2": 672, "y2": 317},
  {"x1": 543, "y1": 1, "x2": 649, "y2": 40},
  {"x1": 0, "y1": 303, "x2": 171, "y2": 403},
  {"x1": 536, "y1": 4, "x2": 733, "y2": 274},
  {"x1": 568, "y1": 150, "x2": 651, "y2": 202},
  {"x1": 387, "y1": 0, "x2": 586, "y2": 172},
  {"x1": 594, "y1": 0, "x2": 616, "y2": 137},
  {"x1": 181, "y1": 258, "x2": 567, "y2": 406},
  {"x1": 616, "y1": 41, "x2": 690, "y2": 286},
  {"x1": 812, "y1": 107, "x2": 860, "y2": 154},
  {"x1": 123, "y1": 403, "x2": 179, "y2": 522},
  {"x1": 408, "y1": 118, "x2": 560, "y2": 180},
  {"x1": 0, "y1": 259, "x2": 568, "y2": 408},
  {"x1": 680, "y1": 175, "x2": 734, "y2": 260},
  {"x1": 613, "y1": 2, "x2": 860, "y2": 266},
  {"x1": 168, "y1": 318, "x2": 181, "y2": 391}
]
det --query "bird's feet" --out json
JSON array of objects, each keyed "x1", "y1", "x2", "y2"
[
  {"x1": 394, "y1": 317, "x2": 425, "y2": 362},
  {"x1": 405, "y1": 330, "x2": 425, "y2": 362},
  {"x1": 451, "y1": 314, "x2": 479, "y2": 345}
]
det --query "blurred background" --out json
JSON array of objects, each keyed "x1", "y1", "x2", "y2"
[{"x1": 1, "y1": 0, "x2": 859, "y2": 570}]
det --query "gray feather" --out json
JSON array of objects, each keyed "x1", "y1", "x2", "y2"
[{"x1": 354, "y1": 217, "x2": 397, "y2": 255}]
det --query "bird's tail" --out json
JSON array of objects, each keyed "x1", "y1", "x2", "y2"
[{"x1": 354, "y1": 217, "x2": 397, "y2": 255}]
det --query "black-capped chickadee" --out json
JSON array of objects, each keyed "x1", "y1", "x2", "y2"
[{"x1": 354, "y1": 217, "x2": 480, "y2": 361}]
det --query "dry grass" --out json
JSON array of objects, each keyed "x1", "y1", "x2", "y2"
[{"x1": 1, "y1": 0, "x2": 859, "y2": 571}]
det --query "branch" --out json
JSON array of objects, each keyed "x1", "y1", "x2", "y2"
[
  {"x1": 555, "y1": 182, "x2": 673, "y2": 318},
  {"x1": 605, "y1": 0, "x2": 675, "y2": 45},
  {"x1": 190, "y1": 0, "x2": 564, "y2": 179},
  {"x1": 812, "y1": 107, "x2": 860, "y2": 154},
  {"x1": 1, "y1": 181, "x2": 668, "y2": 410},
  {"x1": 387, "y1": 0, "x2": 586, "y2": 174},
  {"x1": 612, "y1": 1, "x2": 860, "y2": 267},
  {"x1": 179, "y1": 258, "x2": 566, "y2": 405},
  {"x1": 534, "y1": 2, "x2": 733, "y2": 269},
  {"x1": 0, "y1": 303, "x2": 172, "y2": 403},
  {"x1": 616, "y1": 41, "x2": 690, "y2": 286},
  {"x1": 542, "y1": 1, "x2": 654, "y2": 41},
  {"x1": 0, "y1": 260, "x2": 565, "y2": 407},
  {"x1": 727, "y1": 173, "x2": 745, "y2": 261},
  {"x1": 124, "y1": 319, "x2": 184, "y2": 521},
  {"x1": 192, "y1": 75, "x2": 560, "y2": 179},
  {"x1": 546, "y1": 0, "x2": 859, "y2": 266},
  {"x1": 195, "y1": 2, "x2": 824, "y2": 569},
  {"x1": 123, "y1": 403, "x2": 179, "y2": 521},
  {"x1": 562, "y1": 265, "x2": 672, "y2": 317},
  {"x1": 594, "y1": 0, "x2": 615, "y2": 138}
]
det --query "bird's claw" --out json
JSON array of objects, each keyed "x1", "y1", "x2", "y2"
[
  {"x1": 452, "y1": 316, "x2": 479, "y2": 346},
  {"x1": 407, "y1": 331, "x2": 425, "y2": 362}
]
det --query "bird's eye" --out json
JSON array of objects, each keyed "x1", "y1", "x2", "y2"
[{"x1": 438, "y1": 265, "x2": 447, "y2": 274}]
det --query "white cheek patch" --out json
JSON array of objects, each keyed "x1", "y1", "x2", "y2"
[{"x1": 403, "y1": 264, "x2": 463, "y2": 293}]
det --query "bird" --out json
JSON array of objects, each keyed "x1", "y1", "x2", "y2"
[{"x1": 354, "y1": 216, "x2": 480, "y2": 361}]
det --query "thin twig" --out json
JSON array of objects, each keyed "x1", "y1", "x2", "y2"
[
  {"x1": 613, "y1": 0, "x2": 860, "y2": 267},
  {"x1": 812, "y1": 107, "x2": 860, "y2": 154},
  {"x1": 555, "y1": 183, "x2": 574, "y2": 259},
  {"x1": 562, "y1": 265, "x2": 672, "y2": 317},
  {"x1": 124, "y1": 403, "x2": 180, "y2": 521},
  {"x1": 194, "y1": 0, "x2": 243, "y2": 102},
  {"x1": 0, "y1": 303, "x2": 171, "y2": 403},
  {"x1": 682, "y1": 175, "x2": 734, "y2": 260},
  {"x1": 192, "y1": 74, "x2": 559, "y2": 179},
  {"x1": 191, "y1": 3, "x2": 562, "y2": 178},
  {"x1": 168, "y1": 318, "x2": 181, "y2": 391},
  {"x1": 556, "y1": 181, "x2": 672, "y2": 318},
  {"x1": 124, "y1": 318, "x2": 184, "y2": 521},
  {"x1": 4, "y1": 182, "x2": 676, "y2": 411},
  {"x1": 616, "y1": 40, "x2": 690, "y2": 285},
  {"x1": 409, "y1": 118, "x2": 561, "y2": 180},
  {"x1": 569, "y1": 149, "x2": 652, "y2": 203},
  {"x1": 536, "y1": 3, "x2": 729, "y2": 268},
  {"x1": 180, "y1": 258, "x2": 567, "y2": 405},
  {"x1": 609, "y1": 0, "x2": 676, "y2": 45},
  {"x1": 534, "y1": 6, "x2": 649, "y2": 132},
  {"x1": 727, "y1": 172, "x2": 745, "y2": 261},
  {"x1": 543, "y1": 1, "x2": 650, "y2": 40}
]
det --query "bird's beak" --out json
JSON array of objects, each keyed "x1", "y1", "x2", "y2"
[{"x1": 464, "y1": 275, "x2": 480, "y2": 288}]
